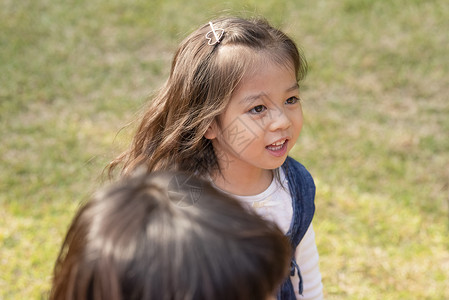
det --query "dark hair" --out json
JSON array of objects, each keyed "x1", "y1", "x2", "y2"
[
  {"x1": 50, "y1": 170, "x2": 291, "y2": 300},
  {"x1": 107, "y1": 16, "x2": 307, "y2": 178}
]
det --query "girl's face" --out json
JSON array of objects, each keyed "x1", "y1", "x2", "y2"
[{"x1": 205, "y1": 57, "x2": 303, "y2": 175}]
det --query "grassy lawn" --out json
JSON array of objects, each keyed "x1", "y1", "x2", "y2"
[{"x1": 1, "y1": 0, "x2": 448, "y2": 299}]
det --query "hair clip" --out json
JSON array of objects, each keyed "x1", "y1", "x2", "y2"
[{"x1": 205, "y1": 22, "x2": 224, "y2": 46}]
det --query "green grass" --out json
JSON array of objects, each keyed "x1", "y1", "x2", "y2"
[{"x1": 1, "y1": 0, "x2": 448, "y2": 299}]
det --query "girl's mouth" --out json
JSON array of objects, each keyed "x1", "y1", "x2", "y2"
[{"x1": 266, "y1": 139, "x2": 288, "y2": 157}]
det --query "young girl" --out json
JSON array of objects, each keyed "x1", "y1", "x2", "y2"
[
  {"x1": 50, "y1": 170, "x2": 291, "y2": 300},
  {"x1": 109, "y1": 16, "x2": 323, "y2": 299}
]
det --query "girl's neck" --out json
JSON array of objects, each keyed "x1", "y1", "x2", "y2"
[{"x1": 212, "y1": 165, "x2": 273, "y2": 196}]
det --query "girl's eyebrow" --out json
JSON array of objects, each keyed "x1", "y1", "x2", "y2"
[
  {"x1": 239, "y1": 82, "x2": 299, "y2": 105},
  {"x1": 287, "y1": 82, "x2": 300, "y2": 92},
  {"x1": 239, "y1": 92, "x2": 266, "y2": 105}
]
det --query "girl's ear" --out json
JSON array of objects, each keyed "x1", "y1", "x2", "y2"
[{"x1": 204, "y1": 121, "x2": 218, "y2": 140}]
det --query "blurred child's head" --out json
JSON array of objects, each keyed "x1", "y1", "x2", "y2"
[
  {"x1": 112, "y1": 16, "x2": 307, "y2": 177},
  {"x1": 50, "y1": 170, "x2": 291, "y2": 300}
]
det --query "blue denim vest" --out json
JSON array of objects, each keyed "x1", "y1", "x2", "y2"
[{"x1": 277, "y1": 156, "x2": 316, "y2": 300}]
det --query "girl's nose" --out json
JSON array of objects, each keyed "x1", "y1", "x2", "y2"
[{"x1": 268, "y1": 109, "x2": 292, "y2": 132}]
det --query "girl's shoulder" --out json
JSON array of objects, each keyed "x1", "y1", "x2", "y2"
[
  {"x1": 282, "y1": 156, "x2": 314, "y2": 182},
  {"x1": 282, "y1": 157, "x2": 316, "y2": 247},
  {"x1": 282, "y1": 156, "x2": 316, "y2": 201}
]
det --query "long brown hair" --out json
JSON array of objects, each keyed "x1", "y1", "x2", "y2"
[
  {"x1": 108, "y1": 16, "x2": 307, "y2": 178},
  {"x1": 50, "y1": 171, "x2": 291, "y2": 300}
]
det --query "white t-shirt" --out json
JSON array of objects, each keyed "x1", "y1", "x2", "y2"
[{"x1": 217, "y1": 169, "x2": 323, "y2": 300}]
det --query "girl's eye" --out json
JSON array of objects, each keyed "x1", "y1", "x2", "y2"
[
  {"x1": 285, "y1": 96, "x2": 300, "y2": 105},
  {"x1": 249, "y1": 105, "x2": 267, "y2": 114}
]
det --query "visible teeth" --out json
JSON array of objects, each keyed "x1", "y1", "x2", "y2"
[
  {"x1": 268, "y1": 145, "x2": 282, "y2": 150},
  {"x1": 271, "y1": 139, "x2": 286, "y2": 146},
  {"x1": 267, "y1": 139, "x2": 286, "y2": 151}
]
